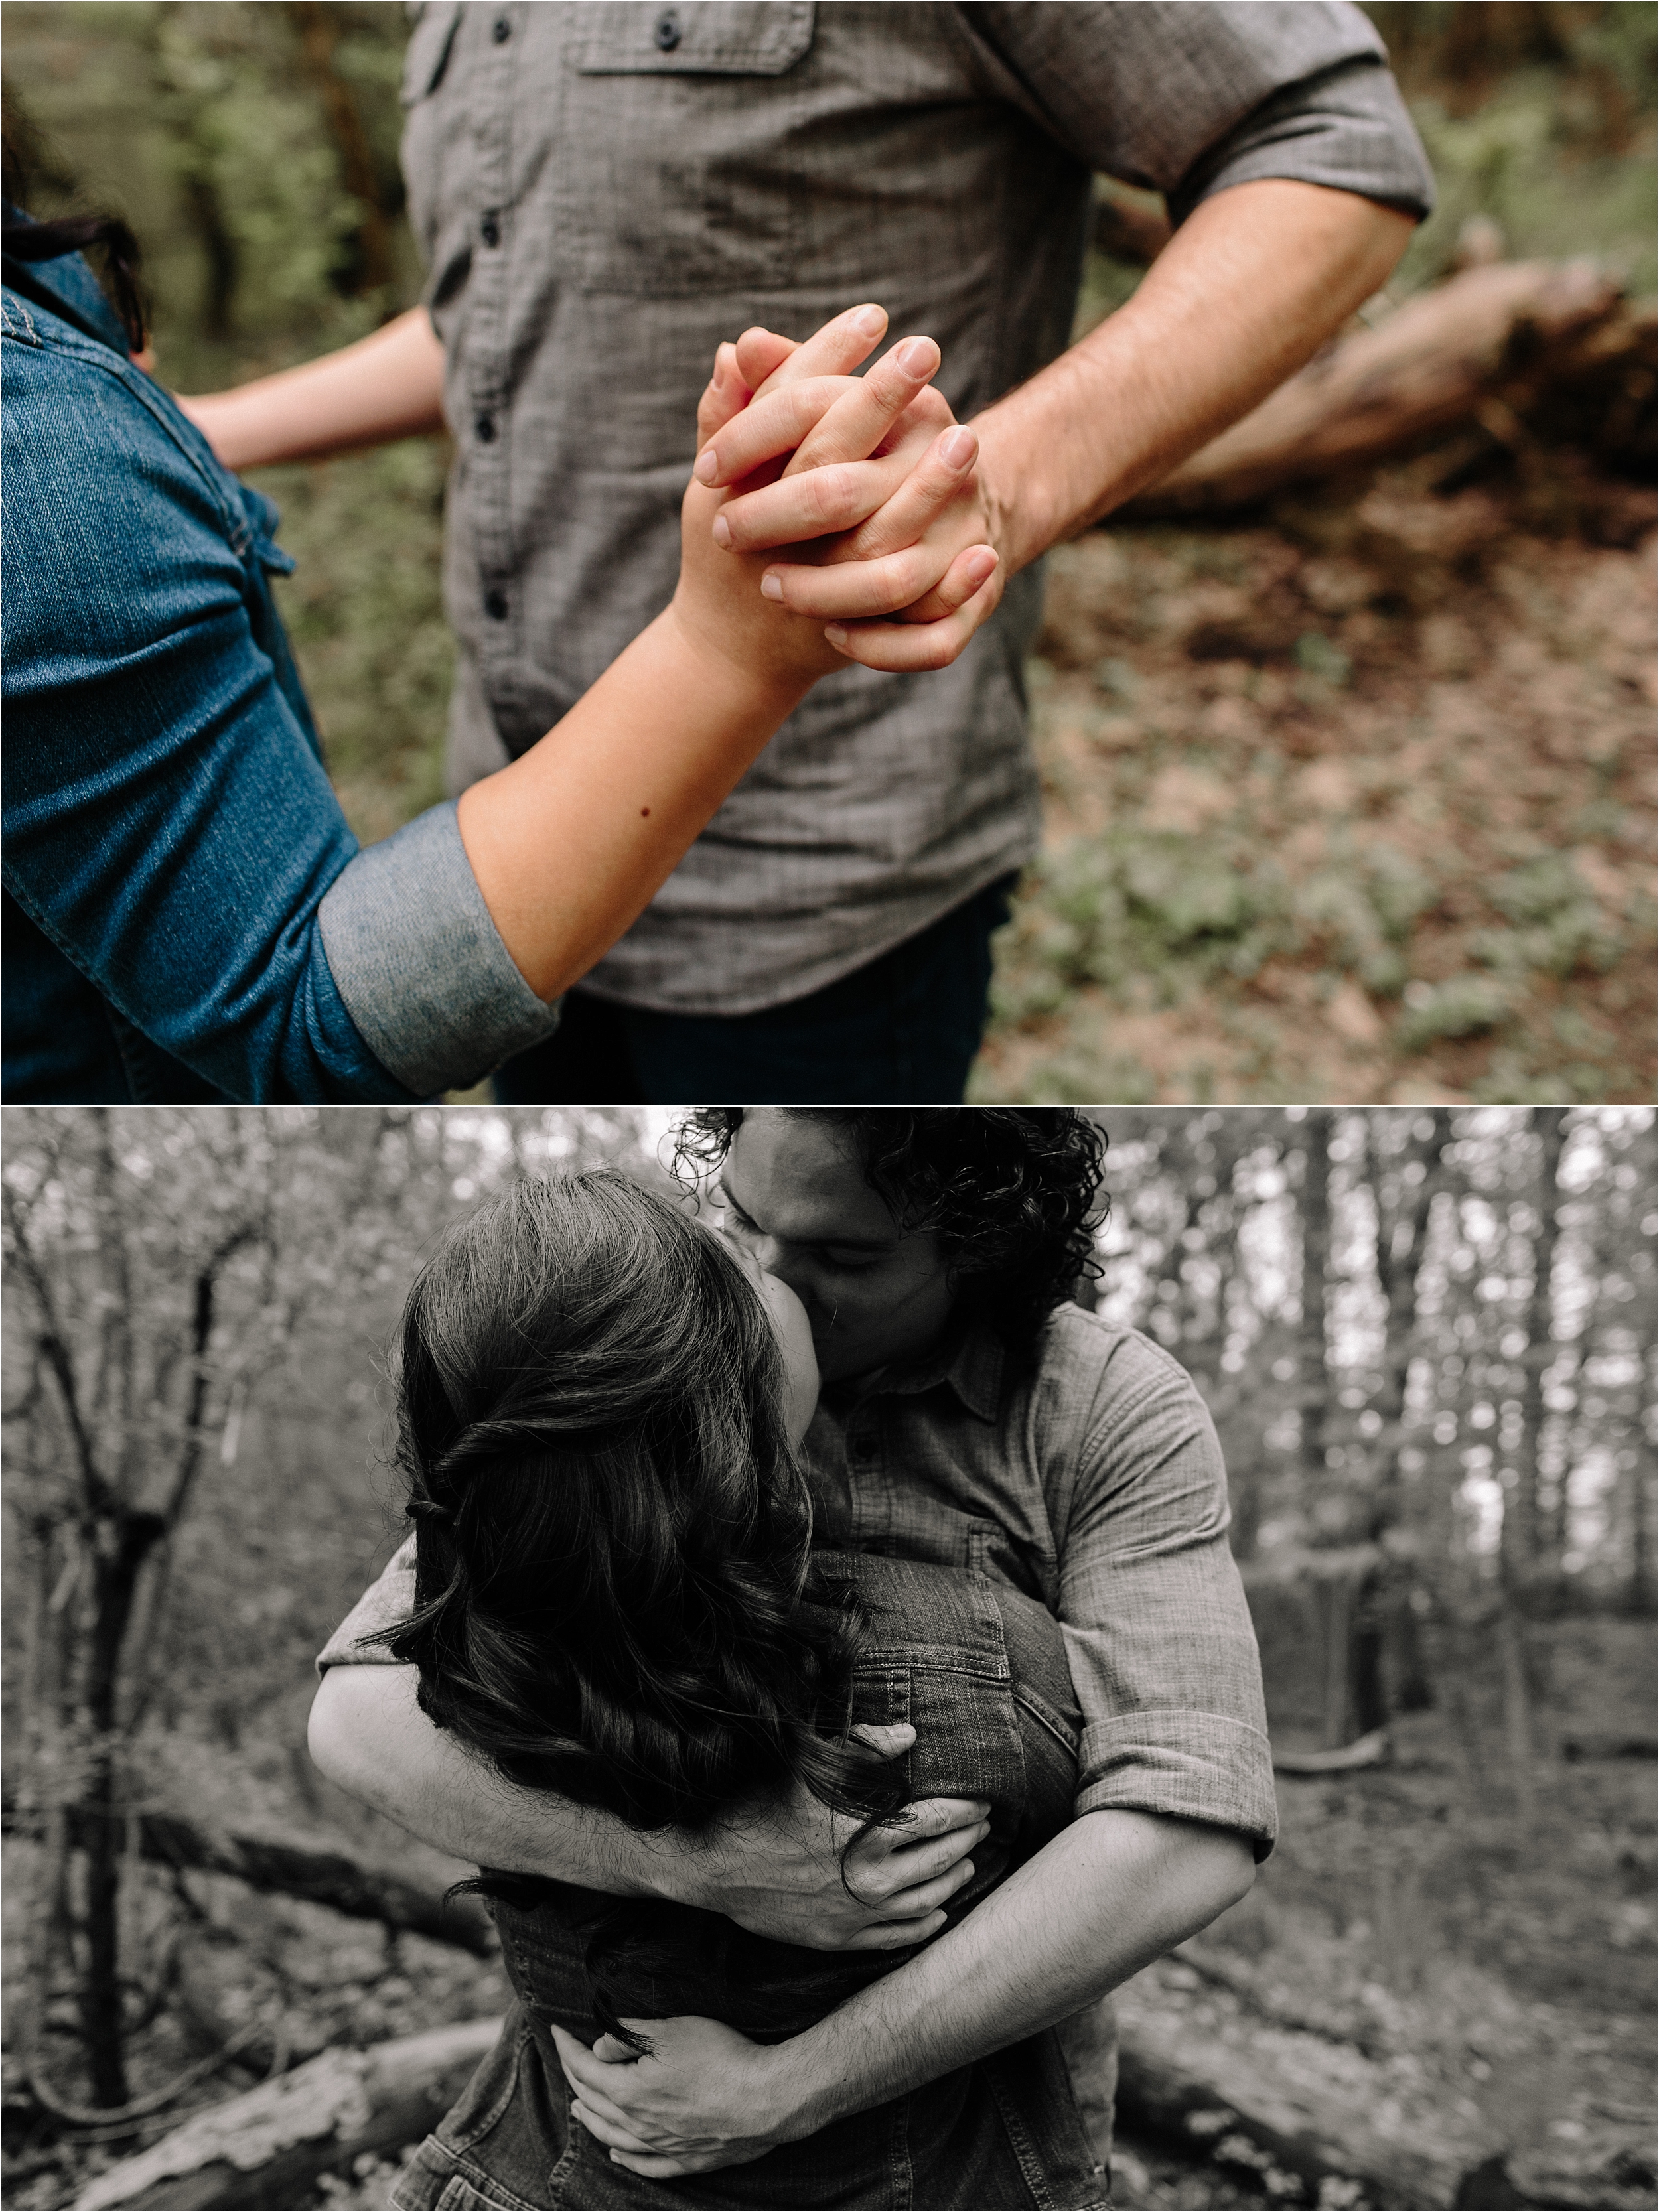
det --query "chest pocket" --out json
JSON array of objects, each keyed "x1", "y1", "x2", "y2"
[{"x1": 561, "y1": 2, "x2": 815, "y2": 295}]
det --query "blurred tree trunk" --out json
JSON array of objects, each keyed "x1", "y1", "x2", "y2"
[
  {"x1": 1299, "y1": 1114, "x2": 1333, "y2": 1520},
  {"x1": 1368, "y1": 1109, "x2": 1453, "y2": 1543},
  {"x1": 1508, "y1": 1108, "x2": 1567, "y2": 1596},
  {"x1": 287, "y1": 1, "x2": 394, "y2": 299}
]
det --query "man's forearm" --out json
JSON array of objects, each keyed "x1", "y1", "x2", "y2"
[
  {"x1": 175, "y1": 305, "x2": 447, "y2": 472},
  {"x1": 977, "y1": 179, "x2": 1415, "y2": 573},
  {"x1": 308, "y1": 1662, "x2": 670, "y2": 1894},
  {"x1": 763, "y1": 1810, "x2": 1254, "y2": 2134}
]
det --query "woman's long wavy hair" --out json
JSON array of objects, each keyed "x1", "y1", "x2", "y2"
[{"x1": 384, "y1": 1172, "x2": 904, "y2": 1840}]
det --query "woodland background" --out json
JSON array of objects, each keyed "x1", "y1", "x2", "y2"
[
  {"x1": 2, "y1": 1, "x2": 1655, "y2": 1105},
  {"x1": 1, "y1": 1105, "x2": 1652, "y2": 2211}
]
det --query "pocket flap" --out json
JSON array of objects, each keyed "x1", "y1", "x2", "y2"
[{"x1": 571, "y1": 1, "x2": 814, "y2": 76}]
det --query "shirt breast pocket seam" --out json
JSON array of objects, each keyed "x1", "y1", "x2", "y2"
[
  {"x1": 569, "y1": 3, "x2": 814, "y2": 78},
  {"x1": 555, "y1": 6, "x2": 816, "y2": 295}
]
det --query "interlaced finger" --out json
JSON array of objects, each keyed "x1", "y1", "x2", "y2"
[
  {"x1": 716, "y1": 451, "x2": 912, "y2": 555},
  {"x1": 780, "y1": 335, "x2": 940, "y2": 475},
  {"x1": 826, "y1": 560, "x2": 1003, "y2": 674},
  {"x1": 757, "y1": 426, "x2": 984, "y2": 612},
  {"x1": 700, "y1": 334, "x2": 938, "y2": 492},
  {"x1": 832, "y1": 423, "x2": 982, "y2": 565},
  {"x1": 736, "y1": 301, "x2": 886, "y2": 400}
]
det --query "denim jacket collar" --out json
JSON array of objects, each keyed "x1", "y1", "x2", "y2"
[{"x1": 1, "y1": 210, "x2": 127, "y2": 355}]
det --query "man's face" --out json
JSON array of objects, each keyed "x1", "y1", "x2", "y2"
[{"x1": 717, "y1": 1110, "x2": 956, "y2": 1385}]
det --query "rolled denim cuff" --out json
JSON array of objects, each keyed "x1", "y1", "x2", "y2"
[
  {"x1": 318, "y1": 803, "x2": 559, "y2": 1097},
  {"x1": 1076, "y1": 1710, "x2": 1279, "y2": 1860}
]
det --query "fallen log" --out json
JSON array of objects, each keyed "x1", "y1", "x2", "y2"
[
  {"x1": 3, "y1": 1800, "x2": 496, "y2": 1957},
  {"x1": 1114, "y1": 1986, "x2": 1465, "y2": 2209},
  {"x1": 1127, "y1": 259, "x2": 1652, "y2": 516},
  {"x1": 1272, "y1": 1725, "x2": 1391, "y2": 1776},
  {"x1": 72, "y1": 2017, "x2": 504, "y2": 2211}
]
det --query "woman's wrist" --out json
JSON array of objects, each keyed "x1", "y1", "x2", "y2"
[{"x1": 660, "y1": 586, "x2": 817, "y2": 730}]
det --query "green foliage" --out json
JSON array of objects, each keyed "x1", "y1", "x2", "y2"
[
  {"x1": 1394, "y1": 74, "x2": 1658, "y2": 296},
  {"x1": 3, "y1": 3, "x2": 422, "y2": 386},
  {"x1": 1472, "y1": 853, "x2": 1628, "y2": 977},
  {"x1": 994, "y1": 832, "x2": 1446, "y2": 1032},
  {"x1": 1396, "y1": 973, "x2": 1515, "y2": 1051}
]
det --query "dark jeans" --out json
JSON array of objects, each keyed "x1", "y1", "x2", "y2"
[
  {"x1": 492, "y1": 876, "x2": 1016, "y2": 1107},
  {"x1": 391, "y1": 1556, "x2": 1108, "y2": 2211}
]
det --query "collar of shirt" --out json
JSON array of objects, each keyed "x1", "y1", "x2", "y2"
[{"x1": 824, "y1": 1315, "x2": 1006, "y2": 1425}]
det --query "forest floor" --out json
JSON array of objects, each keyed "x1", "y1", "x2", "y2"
[
  {"x1": 970, "y1": 447, "x2": 1656, "y2": 1108},
  {"x1": 1109, "y1": 1614, "x2": 1657, "y2": 2210},
  {"x1": 251, "y1": 425, "x2": 1657, "y2": 1113},
  {"x1": 3, "y1": 1620, "x2": 1651, "y2": 2211}
]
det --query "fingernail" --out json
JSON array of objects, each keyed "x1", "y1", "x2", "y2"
[
  {"x1": 694, "y1": 449, "x2": 719, "y2": 484},
  {"x1": 760, "y1": 571, "x2": 784, "y2": 600},
  {"x1": 825, "y1": 624, "x2": 849, "y2": 646},
  {"x1": 853, "y1": 304, "x2": 887, "y2": 336},
  {"x1": 940, "y1": 426, "x2": 976, "y2": 470},
  {"x1": 895, "y1": 336, "x2": 936, "y2": 378},
  {"x1": 964, "y1": 545, "x2": 997, "y2": 584},
  {"x1": 711, "y1": 514, "x2": 731, "y2": 548}
]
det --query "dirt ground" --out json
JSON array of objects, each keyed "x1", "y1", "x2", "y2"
[{"x1": 972, "y1": 450, "x2": 1656, "y2": 1109}]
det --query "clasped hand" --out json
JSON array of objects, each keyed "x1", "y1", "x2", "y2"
[
  {"x1": 671, "y1": 303, "x2": 1005, "y2": 693},
  {"x1": 549, "y1": 1722, "x2": 988, "y2": 2176}
]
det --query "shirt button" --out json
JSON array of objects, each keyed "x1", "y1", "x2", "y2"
[
  {"x1": 474, "y1": 413, "x2": 496, "y2": 443},
  {"x1": 484, "y1": 588, "x2": 510, "y2": 621},
  {"x1": 492, "y1": 14, "x2": 511, "y2": 40},
  {"x1": 654, "y1": 9, "x2": 681, "y2": 49},
  {"x1": 480, "y1": 212, "x2": 501, "y2": 248}
]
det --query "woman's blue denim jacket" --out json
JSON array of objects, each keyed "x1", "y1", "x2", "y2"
[
  {"x1": 1, "y1": 236, "x2": 559, "y2": 1103},
  {"x1": 392, "y1": 1555, "x2": 1109, "y2": 2212}
]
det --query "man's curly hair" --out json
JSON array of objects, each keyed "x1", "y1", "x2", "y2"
[{"x1": 672, "y1": 1109, "x2": 1107, "y2": 1354}]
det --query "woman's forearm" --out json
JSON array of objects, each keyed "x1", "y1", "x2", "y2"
[
  {"x1": 308, "y1": 1663, "x2": 676, "y2": 1893},
  {"x1": 175, "y1": 306, "x2": 447, "y2": 472},
  {"x1": 457, "y1": 606, "x2": 810, "y2": 1003}
]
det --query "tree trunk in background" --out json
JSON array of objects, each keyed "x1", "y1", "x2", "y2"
[
  {"x1": 1509, "y1": 1109, "x2": 1567, "y2": 1595},
  {"x1": 1370, "y1": 1111, "x2": 1453, "y2": 1537},
  {"x1": 182, "y1": 173, "x2": 238, "y2": 342},
  {"x1": 286, "y1": 1, "x2": 395, "y2": 300},
  {"x1": 1299, "y1": 1116, "x2": 1333, "y2": 1525}
]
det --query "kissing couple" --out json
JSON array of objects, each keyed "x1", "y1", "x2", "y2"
[{"x1": 312, "y1": 1107, "x2": 1276, "y2": 2207}]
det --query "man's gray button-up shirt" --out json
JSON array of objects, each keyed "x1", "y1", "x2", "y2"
[{"x1": 402, "y1": 1, "x2": 1433, "y2": 1016}]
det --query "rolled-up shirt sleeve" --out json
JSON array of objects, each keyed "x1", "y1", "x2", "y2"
[
  {"x1": 315, "y1": 1533, "x2": 419, "y2": 1673},
  {"x1": 968, "y1": 3, "x2": 1434, "y2": 222},
  {"x1": 1056, "y1": 1334, "x2": 1278, "y2": 1856},
  {"x1": 1, "y1": 318, "x2": 559, "y2": 1103}
]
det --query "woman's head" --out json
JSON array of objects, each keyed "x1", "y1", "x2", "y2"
[{"x1": 386, "y1": 1171, "x2": 885, "y2": 1834}]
